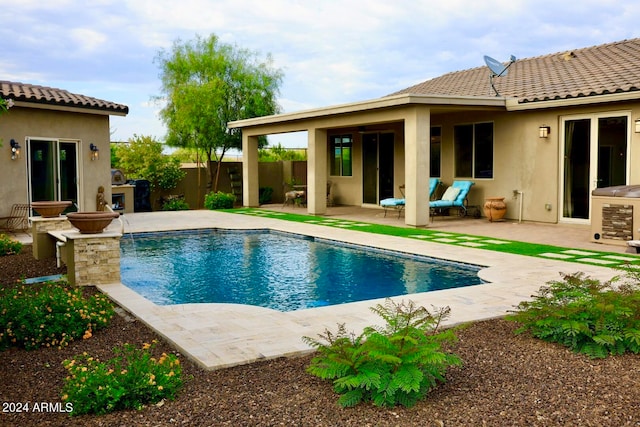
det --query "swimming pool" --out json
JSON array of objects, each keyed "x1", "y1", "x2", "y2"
[{"x1": 120, "y1": 230, "x2": 484, "y2": 312}]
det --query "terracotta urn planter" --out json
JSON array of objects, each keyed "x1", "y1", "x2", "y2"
[
  {"x1": 31, "y1": 200, "x2": 72, "y2": 218},
  {"x1": 483, "y1": 197, "x2": 507, "y2": 222},
  {"x1": 66, "y1": 211, "x2": 119, "y2": 234}
]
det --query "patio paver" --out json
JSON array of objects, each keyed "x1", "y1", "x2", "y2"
[{"x1": 89, "y1": 209, "x2": 621, "y2": 370}]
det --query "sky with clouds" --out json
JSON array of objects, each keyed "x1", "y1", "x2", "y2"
[{"x1": 2, "y1": 0, "x2": 639, "y2": 147}]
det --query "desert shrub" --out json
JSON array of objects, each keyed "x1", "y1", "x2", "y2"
[
  {"x1": 303, "y1": 299, "x2": 461, "y2": 408},
  {"x1": 161, "y1": 198, "x2": 190, "y2": 211},
  {"x1": 0, "y1": 281, "x2": 114, "y2": 350},
  {"x1": 204, "y1": 191, "x2": 235, "y2": 210},
  {"x1": 259, "y1": 187, "x2": 273, "y2": 204},
  {"x1": 112, "y1": 134, "x2": 186, "y2": 190},
  {"x1": 506, "y1": 272, "x2": 640, "y2": 358},
  {"x1": 62, "y1": 340, "x2": 183, "y2": 415},
  {"x1": 0, "y1": 234, "x2": 22, "y2": 256}
]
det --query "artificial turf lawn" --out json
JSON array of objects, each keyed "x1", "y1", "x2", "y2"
[{"x1": 227, "y1": 207, "x2": 640, "y2": 268}]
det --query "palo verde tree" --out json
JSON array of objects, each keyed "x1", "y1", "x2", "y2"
[{"x1": 154, "y1": 34, "x2": 283, "y2": 192}]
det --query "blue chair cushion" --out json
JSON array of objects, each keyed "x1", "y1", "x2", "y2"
[
  {"x1": 429, "y1": 178, "x2": 440, "y2": 197},
  {"x1": 380, "y1": 198, "x2": 405, "y2": 207},
  {"x1": 430, "y1": 200, "x2": 455, "y2": 208},
  {"x1": 430, "y1": 180, "x2": 474, "y2": 209}
]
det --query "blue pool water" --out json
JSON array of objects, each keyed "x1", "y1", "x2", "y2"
[{"x1": 120, "y1": 230, "x2": 484, "y2": 312}]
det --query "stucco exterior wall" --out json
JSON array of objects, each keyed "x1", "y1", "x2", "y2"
[
  {"x1": 0, "y1": 106, "x2": 113, "y2": 217},
  {"x1": 431, "y1": 109, "x2": 559, "y2": 222},
  {"x1": 233, "y1": 96, "x2": 640, "y2": 226}
]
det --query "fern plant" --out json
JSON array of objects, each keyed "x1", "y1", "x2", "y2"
[
  {"x1": 506, "y1": 272, "x2": 640, "y2": 358},
  {"x1": 302, "y1": 299, "x2": 461, "y2": 408}
]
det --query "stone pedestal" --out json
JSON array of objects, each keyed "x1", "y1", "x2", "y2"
[
  {"x1": 62, "y1": 230, "x2": 122, "y2": 286},
  {"x1": 31, "y1": 217, "x2": 71, "y2": 260}
]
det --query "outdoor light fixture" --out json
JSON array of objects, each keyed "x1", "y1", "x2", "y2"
[
  {"x1": 539, "y1": 125, "x2": 551, "y2": 138},
  {"x1": 635, "y1": 119, "x2": 640, "y2": 133},
  {"x1": 10, "y1": 139, "x2": 21, "y2": 160},
  {"x1": 89, "y1": 143, "x2": 99, "y2": 161}
]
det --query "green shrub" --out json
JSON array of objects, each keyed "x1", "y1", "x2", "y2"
[
  {"x1": 506, "y1": 272, "x2": 640, "y2": 358},
  {"x1": 303, "y1": 299, "x2": 461, "y2": 408},
  {"x1": 0, "y1": 281, "x2": 114, "y2": 350},
  {"x1": 259, "y1": 187, "x2": 273, "y2": 204},
  {"x1": 0, "y1": 234, "x2": 22, "y2": 256},
  {"x1": 161, "y1": 198, "x2": 190, "y2": 211},
  {"x1": 204, "y1": 191, "x2": 236, "y2": 210},
  {"x1": 62, "y1": 340, "x2": 183, "y2": 415}
]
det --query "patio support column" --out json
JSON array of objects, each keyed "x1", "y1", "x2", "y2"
[
  {"x1": 404, "y1": 106, "x2": 430, "y2": 226},
  {"x1": 242, "y1": 134, "x2": 259, "y2": 207},
  {"x1": 307, "y1": 128, "x2": 327, "y2": 215}
]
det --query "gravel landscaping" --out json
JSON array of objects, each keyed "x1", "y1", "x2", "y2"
[{"x1": 1, "y1": 245, "x2": 640, "y2": 426}]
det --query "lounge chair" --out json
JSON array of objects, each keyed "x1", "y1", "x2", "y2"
[
  {"x1": 429, "y1": 180, "x2": 474, "y2": 217},
  {"x1": 380, "y1": 178, "x2": 440, "y2": 218},
  {"x1": 0, "y1": 203, "x2": 30, "y2": 232}
]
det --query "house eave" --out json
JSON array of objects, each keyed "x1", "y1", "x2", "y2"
[
  {"x1": 506, "y1": 91, "x2": 640, "y2": 111},
  {"x1": 11, "y1": 100, "x2": 128, "y2": 117},
  {"x1": 228, "y1": 94, "x2": 508, "y2": 129}
]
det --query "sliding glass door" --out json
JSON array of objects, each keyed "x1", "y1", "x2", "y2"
[
  {"x1": 561, "y1": 113, "x2": 629, "y2": 222},
  {"x1": 28, "y1": 139, "x2": 79, "y2": 212},
  {"x1": 362, "y1": 132, "x2": 394, "y2": 204}
]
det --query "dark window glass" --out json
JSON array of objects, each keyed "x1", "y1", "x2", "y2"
[
  {"x1": 454, "y1": 123, "x2": 493, "y2": 178},
  {"x1": 454, "y1": 124, "x2": 473, "y2": 177},
  {"x1": 329, "y1": 135, "x2": 353, "y2": 177},
  {"x1": 474, "y1": 122, "x2": 493, "y2": 178},
  {"x1": 430, "y1": 126, "x2": 441, "y2": 177}
]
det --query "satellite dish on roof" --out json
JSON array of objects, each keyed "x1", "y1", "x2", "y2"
[{"x1": 483, "y1": 54, "x2": 516, "y2": 96}]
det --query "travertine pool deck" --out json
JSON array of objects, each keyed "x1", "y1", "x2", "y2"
[{"x1": 95, "y1": 210, "x2": 621, "y2": 370}]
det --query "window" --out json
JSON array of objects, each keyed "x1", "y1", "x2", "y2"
[
  {"x1": 330, "y1": 134, "x2": 352, "y2": 176},
  {"x1": 454, "y1": 122, "x2": 493, "y2": 178},
  {"x1": 430, "y1": 126, "x2": 441, "y2": 177}
]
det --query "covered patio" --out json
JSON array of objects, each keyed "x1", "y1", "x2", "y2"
[{"x1": 228, "y1": 94, "x2": 507, "y2": 228}]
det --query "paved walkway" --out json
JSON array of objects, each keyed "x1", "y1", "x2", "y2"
[{"x1": 80, "y1": 209, "x2": 623, "y2": 370}]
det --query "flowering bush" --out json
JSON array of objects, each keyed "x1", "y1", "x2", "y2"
[
  {"x1": 0, "y1": 233, "x2": 22, "y2": 256},
  {"x1": 0, "y1": 98, "x2": 14, "y2": 147},
  {"x1": 161, "y1": 197, "x2": 190, "y2": 211},
  {"x1": 0, "y1": 281, "x2": 114, "y2": 350},
  {"x1": 61, "y1": 341, "x2": 184, "y2": 415},
  {"x1": 0, "y1": 98, "x2": 13, "y2": 114}
]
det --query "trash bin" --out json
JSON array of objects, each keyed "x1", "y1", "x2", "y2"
[
  {"x1": 591, "y1": 185, "x2": 640, "y2": 245},
  {"x1": 129, "y1": 179, "x2": 152, "y2": 212}
]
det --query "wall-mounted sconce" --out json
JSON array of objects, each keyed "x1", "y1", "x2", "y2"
[
  {"x1": 539, "y1": 125, "x2": 551, "y2": 138},
  {"x1": 89, "y1": 143, "x2": 99, "y2": 161},
  {"x1": 10, "y1": 139, "x2": 21, "y2": 160},
  {"x1": 635, "y1": 119, "x2": 640, "y2": 133}
]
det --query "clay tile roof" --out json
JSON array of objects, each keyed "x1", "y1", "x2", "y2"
[
  {"x1": 0, "y1": 81, "x2": 128, "y2": 114},
  {"x1": 390, "y1": 38, "x2": 640, "y2": 104}
]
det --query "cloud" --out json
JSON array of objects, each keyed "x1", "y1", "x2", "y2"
[
  {"x1": 69, "y1": 28, "x2": 108, "y2": 53},
  {"x1": 2, "y1": 0, "x2": 640, "y2": 144}
]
